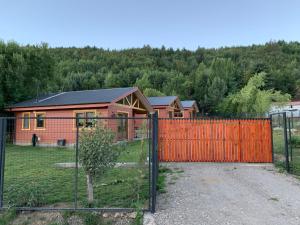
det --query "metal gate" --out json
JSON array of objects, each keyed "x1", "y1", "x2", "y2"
[{"x1": 158, "y1": 118, "x2": 273, "y2": 162}]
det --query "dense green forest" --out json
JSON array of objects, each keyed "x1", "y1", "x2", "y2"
[{"x1": 1, "y1": 40, "x2": 299, "y2": 114}]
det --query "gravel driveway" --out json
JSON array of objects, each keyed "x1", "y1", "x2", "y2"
[{"x1": 153, "y1": 163, "x2": 300, "y2": 225}]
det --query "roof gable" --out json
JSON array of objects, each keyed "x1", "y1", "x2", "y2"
[
  {"x1": 181, "y1": 100, "x2": 199, "y2": 112},
  {"x1": 114, "y1": 89, "x2": 153, "y2": 112}
]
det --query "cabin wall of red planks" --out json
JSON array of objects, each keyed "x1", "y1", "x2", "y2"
[{"x1": 158, "y1": 119, "x2": 273, "y2": 163}]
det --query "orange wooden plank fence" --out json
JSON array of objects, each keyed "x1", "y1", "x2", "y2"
[{"x1": 158, "y1": 119, "x2": 272, "y2": 162}]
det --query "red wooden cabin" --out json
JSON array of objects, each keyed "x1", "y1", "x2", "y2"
[
  {"x1": 147, "y1": 96, "x2": 183, "y2": 118},
  {"x1": 6, "y1": 87, "x2": 153, "y2": 146}
]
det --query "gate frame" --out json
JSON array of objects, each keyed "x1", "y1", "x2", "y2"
[
  {"x1": 150, "y1": 111, "x2": 158, "y2": 213},
  {"x1": 270, "y1": 112, "x2": 290, "y2": 172}
]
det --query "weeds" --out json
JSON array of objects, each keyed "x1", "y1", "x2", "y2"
[
  {"x1": 157, "y1": 172, "x2": 167, "y2": 193},
  {"x1": 131, "y1": 209, "x2": 143, "y2": 225},
  {"x1": 269, "y1": 197, "x2": 279, "y2": 202},
  {"x1": 62, "y1": 211, "x2": 113, "y2": 225},
  {"x1": 7, "y1": 183, "x2": 45, "y2": 207},
  {"x1": 0, "y1": 209, "x2": 17, "y2": 225},
  {"x1": 157, "y1": 166, "x2": 183, "y2": 193}
]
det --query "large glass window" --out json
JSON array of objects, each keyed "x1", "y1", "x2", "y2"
[
  {"x1": 75, "y1": 111, "x2": 95, "y2": 128},
  {"x1": 117, "y1": 112, "x2": 128, "y2": 140},
  {"x1": 86, "y1": 112, "x2": 95, "y2": 127},
  {"x1": 35, "y1": 113, "x2": 45, "y2": 129},
  {"x1": 22, "y1": 112, "x2": 30, "y2": 129},
  {"x1": 174, "y1": 111, "x2": 183, "y2": 118},
  {"x1": 76, "y1": 113, "x2": 85, "y2": 127}
]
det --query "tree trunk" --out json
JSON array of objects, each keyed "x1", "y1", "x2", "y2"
[{"x1": 86, "y1": 174, "x2": 94, "y2": 204}]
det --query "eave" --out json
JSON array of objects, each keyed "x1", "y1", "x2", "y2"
[{"x1": 7, "y1": 103, "x2": 110, "y2": 112}]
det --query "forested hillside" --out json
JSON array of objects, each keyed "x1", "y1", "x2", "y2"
[{"x1": 1, "y1": 40, "x2": 299, "y2": 113}]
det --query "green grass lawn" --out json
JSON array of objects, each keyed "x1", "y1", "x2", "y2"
[
  {"x1": 272, "y1": 129, "x2": 286, "y2": 169},
  {"x1": 272, "y1": 129, "x2": 285, "y2": 155},
  {"x1": 290, "y1": 147, "x2": 300, "y2": 175},
  {"x1": 272, "y1": 129, "x2": 300, "y2": 176},
  {"x1": 3, "y1": 140, "x2": 150, "y2": 209},
  {"x1": 289, "y1": 134, "x2": 300, "y2": 175}
]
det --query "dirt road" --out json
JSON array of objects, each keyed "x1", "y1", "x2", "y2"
[{"x1": 154, "y1": 163, "x2": 300, "y2": 225}]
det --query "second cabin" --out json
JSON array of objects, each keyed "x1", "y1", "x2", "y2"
[{"x1": 147, "y1": 96, "x2": 183, "y2": 118}]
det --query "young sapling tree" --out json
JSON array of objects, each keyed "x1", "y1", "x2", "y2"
[{"x1": 78, "y1": 121, "x2": 120, "y2": 204}]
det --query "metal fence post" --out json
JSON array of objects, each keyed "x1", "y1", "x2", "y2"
[
  {"x1": 74, "y1": 117, "x2": 79, "y2": 210},
  {"x1": 270, "y1": 115, "x2": 274, "y2": 163},
  {"x1": 0, "y1": 118, "x2": 7, "y2": 208},
  {"x1": 151, "y1": 111, "x2": 158, "y2": 213},
  {"x1": 155, "y1": 113, "x2": 159, "y2": 181},
  {"x1": 288, "y1": 117, "x2": 293, "y2": 164},
  {"x1": 148, "y1": 113, "x2": 156, "y2": 211},
  {"x1": 148, "y1": 113, "x2": 152, "y2": 211},
  {"x1": 283, "y1": 112, "x2": 290, "y2": 172}
]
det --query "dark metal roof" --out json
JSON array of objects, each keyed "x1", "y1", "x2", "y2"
[
  {"x1": 10, "y1": 87, "x2": 136, "y2": 108},
  {"x1": 181, "y1": 100, "x2": 196, "y2": 108},
  {"x1": 181, "y1": 100, "x2": 199, "y2": 112},
  {"x1": 147, "y1": 96, "x2": 177, "y2": 106}
]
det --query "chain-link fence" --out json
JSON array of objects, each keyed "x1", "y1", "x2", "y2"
[
  {"x1": 0, "y1": 115, "x2": 159, "y2": 212},
  {"x1": 271, "y1": 112, "x2": 300, "y2": 176},
  {"x1": 287, "y1": 116, "x2": 300, "y2": 175},
  {"x1": 271, "y1": 113, "x2": 287, "y2": 169}
]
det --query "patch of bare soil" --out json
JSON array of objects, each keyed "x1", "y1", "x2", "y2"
[
  {"x1": 12, "y1": 211, "x2": 64, "y2": 225},
  {"x1": 10, "y1": 211, "x2": 136, "y2": 225}
]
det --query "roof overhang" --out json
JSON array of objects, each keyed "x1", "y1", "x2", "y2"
[
  {"x1": 7, "y1": 103, "x2": 109, "y2": 112},
  {"x1": 151, "y1": 105, "x2": 170, "y2": 108},
  {"x1": 183, "y1": 101, "x2": 199, "y2": 112},
  {"x1": 7, "y1": 87, "x2": 154, "y2": 113},
  {"x1": 150, "y1": 97, "x2": 183, "y2": 111}
]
